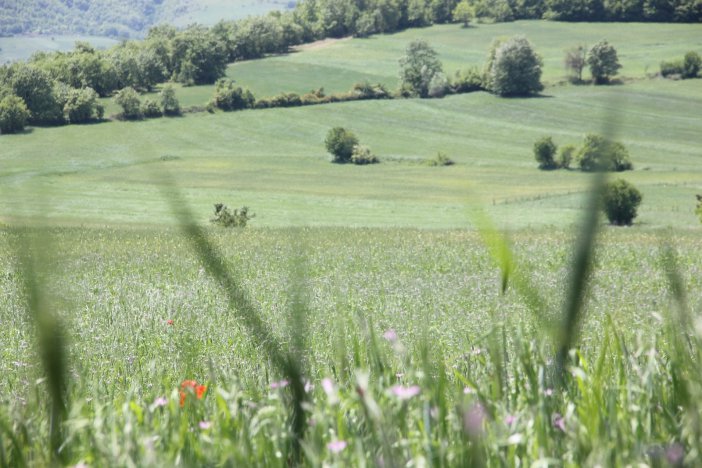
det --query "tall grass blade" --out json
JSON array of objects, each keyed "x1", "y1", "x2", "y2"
[
  {"x1": 554, "y1": 170, "x2": 604, "y2": 385},
  {"x1": 554, "y1": 91, "x2": 624, "y2": 385},
  {"x1": 12, "y1": 228, "x2": 68, "y2": 465},
  {"x1": 468, "y1": 206, "x2": 550, "y2": 333},
  {"x1": 159, "y1": 180, "x2": 308, "y2": 462}
]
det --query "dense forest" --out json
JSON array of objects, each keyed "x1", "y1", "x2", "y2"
[
  {"x1": 1, "y1": 0, "x2": 700, "y2": 38},
  {"x1": 0, "y1": 0, "x2": 191, "y2": 37}
]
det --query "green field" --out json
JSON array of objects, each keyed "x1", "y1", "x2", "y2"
[
  {"x1": 2, "y1": 21, "x2": 702, "y2": 466},
  {"x1": 0, "y1": 35, "x2": 119, "y2": 63},
  {"x1": 170, "y1": 0, "x2": 292, "y2": 27},
  {"x1": 213, "y1": 21, "x2": 702, "y2": 98},
  {"x1": 7, "y1": 78, "x2": 702, "y2": 230}
]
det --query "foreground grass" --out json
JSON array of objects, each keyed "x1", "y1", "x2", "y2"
[{"x1": 0, "y1": 226, "x2": 701, "y2": 465}]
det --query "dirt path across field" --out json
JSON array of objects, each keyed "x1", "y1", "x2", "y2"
[{"x1": 292, "y1": 36, "x2": 353, "y2": 52}]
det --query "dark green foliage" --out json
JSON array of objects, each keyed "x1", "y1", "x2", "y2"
[
  {"x1": 452, "y1": 0, "x2": 474, "y2": 26},
  {"x1": 576, "y1": 134, "x2": 633, "y2": 172},
  {"x1": 350, "y1": 145, "x2": 380, "y2": 165},
  {"x1": 474, "y1": 0, "x2": 515, "y2": 21},
  {"x1": 255, "y1": 92, "x2": 302, "y2": 109},
  {"x1": 660, "y1": 59, "x2": 684, "y2": 77},
  {"x1": 211, "y1": 79, "x2": 255, "y2": 111},
  {"x1": 108, "y1": 43, "x2": 166, "y2": 91},
  {"x1": 533, "y1": 136, "x2": 558, "y2": 169},
  {"x1": 587, "y1": 40, "x2": 621, "y2": 84},
  {"x1": 141, "y1": 98, "x2": 162, "y2": 118},
  {"x1": 696, "y1": 194, "x2": 702, "y2": 223},
  {"x1": 58, "y1": 86, "x2": 104, "y2": 123},
  {"x1": 0, "y1": 94, "x2": 30, "y2": 134},
  {"x1": 558, "y1": 144, "x2": 577, "y2": 169},
  {"x1": 171, "y1": 26, "x2": 228, "y2": 86},
  {"x1": 601, "y1": 179, "x2": 642, "y2": 225},
  {"x1": 0, "y1": 63, "x2": 63, "y2": 125},
  {"x1": 350, "y1": 81, "x2": 391, "y2": 100},
  {"x1": 683, "y1": 51, "x2": 701, "y2": 78},
  {"x1": 424, "y1": 151, "x2": 455, "y2": 166},
  {"x1": 399, "y1": 40, "x2": 444, "y2": 98},
  {"x1": 488, "y1": 36, "x2": 543, "y2": 96},
  {"x1": 451, "y1": 67, "x2": 485, "y2": 93},
  {"x1": 210, "y1": 203, "x2": 255, "y2": 228},
  {"x1": 114, "y1": 86, "x2": 142, "y2": 120},
  {"x1": 325, "y1": 127, "x2": 359, "y2": 163},
  {"x1": 159, "y1": 84, "x2": 180, "y2": 116}
]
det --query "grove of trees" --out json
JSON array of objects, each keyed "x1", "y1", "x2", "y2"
[{"x1": 532, "y1": 134, "x2": 633, "y2": 172}]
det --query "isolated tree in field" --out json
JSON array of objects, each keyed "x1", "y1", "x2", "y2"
[
  {"x1": 114, "y1": 87, "x2": 143, "y2": 120},
  {"x1": 696, "y1": 194, "x2": 702, "y2": 223},
  {"x1": 564, "y1": 45, "x2": 587, "y2": 82},
  {"x1": 159, "y1": 84, "x2": 181, "y2": 116},
  {"x1": 533, "y1": 136, "x2": 558, "y2": 169},
  {"x1": 452, "y1": 0, "x2": 474, "y2": 26},
  {"x1": 488, "y1": 36, "x2": 543, "y2": 96},
  {"x1": 399, "y1": 40, "x2": 444, "y2": 98},
  {"x1": 325, "y1": 127, "x2": 359, "y2": 163},
  {"x1": 0, "y1": 94, "x2": 30, "y2": 134},
  {"x1": 601, "y1": 179, "x2": 642, "y2": 226},
  {"x1": 587, "y1": 40, "x2": 621, "y2": 84},
  {"x1": 576, "y1": 134, "x2": 632, "y2": 172}
]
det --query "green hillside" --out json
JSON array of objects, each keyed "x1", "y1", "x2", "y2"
[
  {"x1": 3, "y1": 79, "x2": 700, "y2": 229},
  {"x1": 213, "y1": 21, "x2": 702, "y2": 98},
  {"x1": 0, "y1": 0, "x2": 288, "y2": 37}
]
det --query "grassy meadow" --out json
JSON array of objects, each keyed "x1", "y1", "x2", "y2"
[
  {"x1": 0, "y1": 35, "x2": 119, "y2": 64},
  {"x1": 1, "y1": 20, "x2": 702, "y2": 466},
  {"x1": 169, "y1": 0, "x2": 293, "y2": 27},
  {"x1": 6, "y1": 79, "x2": 702, "y2": 229}
]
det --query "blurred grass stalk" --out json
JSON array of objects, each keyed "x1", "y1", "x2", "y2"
[
  {"x1": 12, "y1": 227, "x2": 68, "y2": 465},
  {"x1": 161, "y1": 179, "x2": 309, "y2": 462}
]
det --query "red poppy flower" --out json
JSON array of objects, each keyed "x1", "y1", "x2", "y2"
[
  {"x1": 167, "y1": 319, "x2": 174, "y2": 325},
  {"x1": 180, "y1": 380, "x2": 207, "y2": 407}
]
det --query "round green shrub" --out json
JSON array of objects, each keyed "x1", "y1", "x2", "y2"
[{"x1": 601, "y1": 179, "x2": 643, "y2": 226}]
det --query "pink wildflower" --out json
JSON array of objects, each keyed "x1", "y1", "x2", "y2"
[
  {"x1": 327, "y1": 440, "x2": 348, "y2": 454},
  {"x1": 391, "y1": 384, "x2": 420, "y2": 400}
]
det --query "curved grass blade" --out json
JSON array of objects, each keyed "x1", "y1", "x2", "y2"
[{"x1": 158, "y1": 178, "x2": 308, "y2": 462}]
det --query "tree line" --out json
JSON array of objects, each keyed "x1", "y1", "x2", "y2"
[
  {"x1": 3, "y1": 0, "x2": 700, "y2": 39},
  {"x1": 0, "y1": 0, "x2": 189, "y2": 37},
  {"x1": 0, "y1": 0, "x2": 699, "y2": 134}
]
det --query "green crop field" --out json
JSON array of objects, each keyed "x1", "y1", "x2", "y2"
[
  {"x1": 0, "y1": 35, "x2": 119, "y2": 63},
  {"x1": 2, "y1": 20, "x2": 702, "y2": 466},
  {"x1": 7, "y1": 78, "x2": 702, "y2": 230},
  {"x1": 170, "y1": 0, "x2": 293, "y2": 27}
]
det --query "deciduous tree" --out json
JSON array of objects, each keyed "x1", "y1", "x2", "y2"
[{"x1": 399, "y1": 39, "x2": 444, "y2": 98}]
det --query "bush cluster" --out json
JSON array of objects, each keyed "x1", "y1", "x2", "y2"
[
  {"x1": 325, "y1": 127, "x2": 380, "y2": 165},
  {"x1": 113, "y1": 85, "x2": 182, "y2": 120},
  {"x1": 534, "y1": 134, "x2": 633, "y2": 172},
  {"x1": 660, "y1": 51, "x2": 701, "y2": 79},
  {"x1": 210, "y1": 204, "x2": 255, "y2": 228}
]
